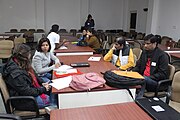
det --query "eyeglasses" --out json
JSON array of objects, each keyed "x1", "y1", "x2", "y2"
[{"x1": 143, "y1": 42, "x2": 152, "y2": 45}]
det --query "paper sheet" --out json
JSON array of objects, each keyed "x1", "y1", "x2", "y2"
[
  {"x1": 88, "y1": 56, "x2": 101, "y2": 61},
  {"x1": 50, "y1": 76, "x2": 72, "y2": 90},
  {"x1": 59, "y1": 45, "x2": 68, "y2": 49},
  {"x1": 54, "y1": 65, "x2": 73, "y2": 72},
  {"x1": 151, "y1": 105, "x2": 165, "y2": 112}
]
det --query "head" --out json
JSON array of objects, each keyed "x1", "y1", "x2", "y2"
[
  {"x1": 86, "y1": 27, "x2": 94, "y2": 36},
  {"x1": 81, "y1": 27, "x2": 87, "y2": 35},
  {"x1": 50, "y1": 24, "x2": 59, "y2": 33},
  {"x1": 87, "y1": 14, "x2": 92, "y2": 20},
  {"x1": 37, "y1": 37, "x2": 51, "y2": 53},
  {"x1": 143, "y1": 34, "x2": 160, "y2": 51},
  {"x1": 12, "y1": 44, "x2": 31, "y2": 70},
  {"x1": 115, "y1": 37, "x2": 126, "y2": 50}
]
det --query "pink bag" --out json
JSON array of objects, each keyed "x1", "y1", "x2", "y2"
[{"x1": 70, "y1": 72, "x2": 106, "y2": 91}]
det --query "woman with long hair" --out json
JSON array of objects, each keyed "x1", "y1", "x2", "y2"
[{"x1": 2, "y1": 44, "x2": 57, "y2": 110}]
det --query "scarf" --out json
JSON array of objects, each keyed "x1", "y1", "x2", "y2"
[{"x1": 28, "y1": 68, "x2": 49, "y2": 104}]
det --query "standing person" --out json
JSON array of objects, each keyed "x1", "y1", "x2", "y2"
[
  {"x1": 85, "y1": 27, "x2": 101, "y2": 53},
  {"x1": 104, "y1": 37, "x2": 135, "y2": 70},
  {"x1": 32, "y1": 38, "x2": 61, "y2": 82},
  {"x1": 133, "y1": 34, "x2": 169, "y2": 92},
  {"x1": 2, "y1": 44, "x2": 57, "y2": 110},
  {"x1": 47, "y1": 24, "x2": 66, "y2": 52},
  {"x1": 84, "y1": 14, "x2": 95, "y2": 30}
]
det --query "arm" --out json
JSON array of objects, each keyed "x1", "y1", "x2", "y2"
[
  {"x1": 150, "y1": 53, "x2": 169, "y2": 81},
  {"x1": 50, "y1": 52, "x2": 60, "y2": 64},
  {"x1": 120, "y1": 49, "x2": 135, "y2": 70},
  {"x1": 7, "y1": 75, "x2": 46, "y2": 97},
  {"x1": 104, "y1": 49, "x2": 114, "y2": 61}
]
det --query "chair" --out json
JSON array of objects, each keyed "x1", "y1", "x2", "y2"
[
  {"x1": 58, "y1": 29, "x2": 67, "y2": 33},
  {"x1": 0, "y1": 40, "x2": 14, "y2": 63},
  {"x1": 29, "y1": 29, "x2": 36, "y2": 33},
  {"x1": 136, "y1": 33, "x2": 144, "y2": 40},
  {"x1": 132, "y1": 48, "x2": 142, "y2": 60},
  {"x1": 0, "y1": 113, "x2": 22, "y2": 120},
  {"x1": 101, "y1": 40, "x2": 110, "y2": 56},
  {"x1": 14, "y1": 38, "x2": 26, "y2": 47},
  {"x1": 36, "y1": 29, "x2": 45, "y2": 33},
  {"x1": 144, "y1": 64, "x2": 175, "y2": 98},
  {"x1": 0, "y1": 74, "x2": 47, "y2": 119},
  {"x1": 10, "y1": 29, "x2": 18, "y2": 33},
  {"x1": 20, "y1": 29, "x2": 28, "y2": 33},
  {"x1": 166, "y1": 71, "x2": 180, "y2": 112},
  {"x1": 161, "y1": 36, "x2": 172, "y2": 46},
  {"x1": 69, "y1": 29, "x2": 77, "y2": 36}
]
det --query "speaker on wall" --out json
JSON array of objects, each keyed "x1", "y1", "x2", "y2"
[{"x1": 143, "y1": 8, "x2": 148, "y2": 12}]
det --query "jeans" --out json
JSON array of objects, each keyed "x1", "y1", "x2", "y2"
[
  {"x1": 40, "y1": 73, "x2": 52, "y2": 83},
  {"x1": 35, "y1": 92, "x2": 58, "y2": 108},
  {"x1": 144, "y1": 76, "x2": 157, "y2": 92}
]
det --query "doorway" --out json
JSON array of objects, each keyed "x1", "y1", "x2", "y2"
[{"x1": 130, "y1": 11, "x2": 137, "y2": 31}]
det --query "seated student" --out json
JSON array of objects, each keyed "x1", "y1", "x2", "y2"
[
  {"x1": 2, "y1": 44, "x2": 57, "y2": 110},
  {"x1": 104, "y1": 37, "x2": 135, "y2": 70},
  {"x1": 32, "y1": 37, "x2": 61, "y2": 82},
  {"x1": 76, "y1": 27, "x2": 88, "y2": 46},
  {"x1": 47, "y1": 24, "x2": 66, "y2": 52},
  {"x1": 133, "y1": 34, "x2": 169, "y2": 92},
  {"x1": 84, "y1": 27, "x2": 101, "y2": 53}
]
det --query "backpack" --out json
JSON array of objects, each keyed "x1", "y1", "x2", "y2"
[
  {"x1": 69, "y1": 72, "x2": 106, "y2": 91},
  {"x1": 103, "y1": 70, "x2": 145, "y2": 99}
]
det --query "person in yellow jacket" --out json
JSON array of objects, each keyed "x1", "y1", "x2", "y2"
[{"x1": 104, "y1": 37, "x2": 135, "y2": 70}]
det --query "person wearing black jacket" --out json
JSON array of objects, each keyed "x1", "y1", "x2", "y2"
[
  {"x1": 133, "y1": 34, "x2": 169, "y2": 92},
  {"x1": 84, "y1": 14, "x2": 95, "y2": 30},
  {"x1": 2, "y1": 44, "x2": 56, "y2": 110}
]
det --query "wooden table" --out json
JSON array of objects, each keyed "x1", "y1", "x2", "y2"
[
  {"x1": 158, "y1": 44, "x2": 180, "y2": 58},
  {"x1": 54, "y1": 43, "x2": 95, "y2": 56},
  {"x1": 50, "y1": 102, "x2": 152, "y2": 120},
  {"x1": 52, "y1": 54, "x2": 136, "y2": 109}
]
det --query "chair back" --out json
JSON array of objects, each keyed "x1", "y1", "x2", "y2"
[
  {"x1": 28, "y1": 29, "x2": 36, "y2": 33},
  {"x1": 171, "y1": 71, "x2": 180, "y2": 103},
  {"x1": 14, "y1": 38, "x2": 26, "y2": 47},
  {"x1": 168, "y1": 64, "x2": 175, "y2": 80},
  {"x1": 0, "y1": 40, "x2": 14, "y2": 59},
  {"x1": 10, "y1": 29, "x2": 18, "y2": 33},
  {"x1": 132, "y1": 48, "x2": 142, "y2": 60},
  {"x1": 0, "y1": 74, "x2": 10, "y2": 113},
  {"x1": 20, "y1": 29, "x2": 27, "y2": 33},
  {"x1": 36, "y1": 29, "x2": 45, "y2": 33}
]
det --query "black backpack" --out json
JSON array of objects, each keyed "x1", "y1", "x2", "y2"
[{"x1": 103, "y1": 70, "x2": 145, "y2": 99}]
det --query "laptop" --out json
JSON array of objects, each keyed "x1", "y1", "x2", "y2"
[{"x1": 136, "y1": 98, "x2": 180, "y2": 120}]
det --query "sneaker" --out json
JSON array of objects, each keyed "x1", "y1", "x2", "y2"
[{"x1": 45, "y1": 105, "x2": 58, "y2": 114}]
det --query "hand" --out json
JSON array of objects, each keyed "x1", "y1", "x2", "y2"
[
  {"x1": 55, "y1": 63, "x2": 61, "y2": 68},
  {"x1": 112, "y1": 44, "x2": 116, "y2": 50},
  {"x1": 42, "y1": 81, "x2": 51, "y2": 91},
  {"x1": 63, "y1": 39, "x2": 68, "y2": 43}
]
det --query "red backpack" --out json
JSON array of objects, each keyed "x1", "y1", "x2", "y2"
[{"x1": 70, "y1": 72, "x2": 106, "y2": 91}]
